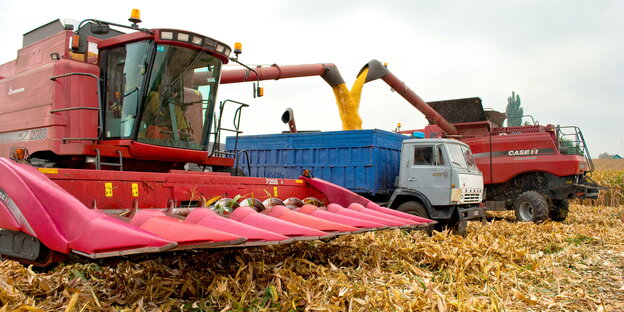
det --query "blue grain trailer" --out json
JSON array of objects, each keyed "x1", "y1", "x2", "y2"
[{"x1": 225, "y1": 129, "x2": 406, "y2": 199}]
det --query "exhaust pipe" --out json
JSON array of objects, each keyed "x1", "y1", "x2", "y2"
[{"x1": 281, "y1": 108, "x2": 298, "y2": 133}]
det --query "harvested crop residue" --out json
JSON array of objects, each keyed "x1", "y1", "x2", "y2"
[{"x1": 1, "y1": 202, "x2": 622, "y2": 311}]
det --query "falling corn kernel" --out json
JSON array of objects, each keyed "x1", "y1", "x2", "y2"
[
  {"x1": 350, "y1": 67, "x2": 368, "y2": 111},
  {"x1": 331, "y1": 83, "x2": 362, "y2": 130}
]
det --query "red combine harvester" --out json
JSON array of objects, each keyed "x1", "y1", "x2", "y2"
[
  {"x1": 358, "y1": 60, "x2": 600, "y2": 222},
  {"x1": 0, "y1": 13, "x2": 434, "y2": 267}
]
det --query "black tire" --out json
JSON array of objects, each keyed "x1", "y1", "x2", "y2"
[
  {"x1": 397, "y1": 201, "x2": 434, "y2": 234},
  {"x1": 397, "y1": 201, "x2": 429, "y2": 217},
  {"x1": 436, "y1": 219, "x2": 467, "y2": 236},
  {"x1": 513, "y1": 191, "x2": 549, "y2": 222},
  {"x1": 397, "y1": 201, "x2": 467, "y2": 236},
  {"x1": 549, "y1": 200, "x2": 569, "y2": 222}
]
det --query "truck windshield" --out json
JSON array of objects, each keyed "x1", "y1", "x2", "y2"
[
  {"x1": 102, "y1": 42, "x2": 221, "y2": 150},
  {"x1": 447, "y1": 144, "x2": 478, "y2": 171}
]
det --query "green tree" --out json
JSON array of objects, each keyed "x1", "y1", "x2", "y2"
[{"x1": 506, "y1": 91, "x2": 523, "y2": 127}]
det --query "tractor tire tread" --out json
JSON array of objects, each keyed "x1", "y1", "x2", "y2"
[{"x1": 513, "y1": 190, "x2": 549, "y2": 222}]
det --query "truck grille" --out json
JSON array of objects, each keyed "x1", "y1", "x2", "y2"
[{"x1": 461, "y1": 191, "x2": 482, "y2": 204}]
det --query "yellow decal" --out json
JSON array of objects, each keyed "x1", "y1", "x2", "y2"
[
  {"x1": 105, "y1": 183, "x2": 113, "y2": 197},
  {"x1": 38, "y1": 168, "x2": 58, "y2": 174},
  {"x1": 273, "y1": 186, "x2": 278, "y2": 197},
  {"x1": 295, "y1": 179, "x2": 304, "y2": 184},
  {"x1": 132, "y1": 183, "x2": 139, "y2": 197}
]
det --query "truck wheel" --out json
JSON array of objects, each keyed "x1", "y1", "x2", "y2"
[
  {"x1": 436, "y1": 219, "x2": 467, "y2": 237},
  {"x1": 549, "y1": 200, "x2": 569, "y2": 222},
  {"x1": 397, "y1": 201, "x2": 428, "y2": 218},
  {"x1": 397, "y1": 201, "x2": 433, "y2": 234},
  {"x1": 513, "y1": 191, "x2": 548, "y2": 222}
]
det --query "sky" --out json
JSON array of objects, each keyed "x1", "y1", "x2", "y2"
[{"x1": 0, "y1": 0, "x2": 622, "y2": 157}]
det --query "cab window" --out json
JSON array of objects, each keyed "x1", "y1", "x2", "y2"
[{"x1": 412, "y1": 146, "x2": 445, "y2": 166}]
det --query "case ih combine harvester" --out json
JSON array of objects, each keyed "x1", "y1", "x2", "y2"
[
  {"x1": 355, "y1": 60, "x2": 600, "y2": 222},
  {"x1": 0, "y1": 13, "x2": 434, "y2": 267}
]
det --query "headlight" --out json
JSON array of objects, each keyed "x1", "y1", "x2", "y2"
[{"x1": 160, "y1": 31, "x2": 173, "y2": 40}]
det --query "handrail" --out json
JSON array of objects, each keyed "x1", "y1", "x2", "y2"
[
  {"x1": 557, "y1": 126, "x2": 594, "y2": 173},
  {"x1": 209, "y1": 99, "x2": 249, "y2": 158},
  {"x1": 94, "y1": 149, "x2": 123, "y2": 171},
  {"x1": 50, "y1": 72, "x2": 103, "y2": 140},
  {"x1": 234, "y1": 149, "x2": 252, "y2": 176}
]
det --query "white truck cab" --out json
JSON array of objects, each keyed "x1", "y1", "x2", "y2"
[{"x1": 388, "y1": 138, "x2": 484, "y2": 233}]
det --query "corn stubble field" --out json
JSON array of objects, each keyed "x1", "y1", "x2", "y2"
[{"x1": 1, "y1": 160, "x2": 622, "y2": 312}]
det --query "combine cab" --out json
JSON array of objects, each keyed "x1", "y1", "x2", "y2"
[{"x1": 0, "y1": 14, "x2": 434, "y2": 266}]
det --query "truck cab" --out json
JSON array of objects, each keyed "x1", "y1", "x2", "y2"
[{"x1": 388, "y1": 138, "x2": 484, "y2": 233}]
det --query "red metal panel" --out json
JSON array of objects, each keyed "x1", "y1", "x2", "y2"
[
  {"x1": 52, "y1": 59, "x2": 99, "y2": 148},
  {"x1": 127, "y1": 141, "x2": 234, "y2": 167},
  {"x1": 297, "y1": 204, "x2": 385, "y2": 228},
  {"x1": 221, "y1": 64, "x2": 331, "y2": 84},
  {"x1": 348, "y1": 203, "x2": 420, "y2": 226},
  {"x1": 326, "y1": 203, "x2": 406, "y2": 227},
  {"x1": 230, "y1": 206, "x2": 328, "y2": 237},
  {"x1": 0, "y1": 200, "x2": 21, "y2": 231},
  {"x1": 366, "y1": 202, "x2": 432, "y2": 223},
  {"x1": 466, "y1": 132, "x2": 584, "y2": 184},
  {"x1": 97, "y1": 32, "x2": 152, "y2": 49},
  {"x1": 0, "y1": 158, "x2": 174, "y2": 254},
  {"x1": 67, "y1": 215, "x2": 174, "y2": 255},
  {"x1": 129, "y1": 210, "x2": 243, "y2": 245},
  {"x1": 43, "y1": 168, "x2": 327, "y2": 210},
  {"x1": 266, "y1": 205, "x2": 358, "y2": 232},
  {"x1": 185, "y1": 209, "x2": 290, "y2": 242}
]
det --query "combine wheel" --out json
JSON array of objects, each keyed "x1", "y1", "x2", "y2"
[
  {"x1": 549, "y1": 200, "x2": 569, "y2": 222},
  {"x1": 513, "y1": 191, "x2": 548, "y2": 222}
]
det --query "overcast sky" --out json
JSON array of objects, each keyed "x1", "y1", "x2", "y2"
[{"x1": 1, "y1": 1, "x2": 622, "y2": 157}]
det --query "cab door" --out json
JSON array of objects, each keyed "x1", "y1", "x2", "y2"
[{"x1": 399, "y1": 143, "x2": 452, "y2": 205}]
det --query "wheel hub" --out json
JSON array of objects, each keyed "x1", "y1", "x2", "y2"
[{"x1": 518, "y1": 201, "x2": 534, "y2": 220}]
